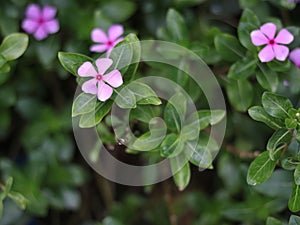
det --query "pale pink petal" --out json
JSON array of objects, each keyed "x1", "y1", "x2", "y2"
[
  {"x1": 21, "y1": 19, "x2": 39, "y2": 33},
  {"x1": 43, "y1": 19, "x2": 59, "y2": 33},
  {"x1": 25, "y1": 4, "x2": 41, "y2": 20},
  {"x1": 250, "y1": 30, "x2": 269, "y2": 46},
  {"x1": 108, "y1": 25, "x2": 124, "y2": 41},
  {"x1": 82, "y1": 78, "x2": 98, "y2": 94},
  {"x1": 34, "y1": 27, "x2": 48, "y2": 40},
  {"x1": 97, "y1": 82, "x2": 113, "y2": 101},
  {"x1": 91, "y1": 28, "x2": 108, "y2": 43},
  {"x1": 42, "y1": 6, "x2": 57, "y2": 20},
  {"x1": 90, "y1": 44, "x2": 108, "y2": 53},
  {"x1": 289, "y1": 48, "x2": 300, "y2": 67},
  {"x1": 260, "y1": 23, "x2": 277, "y2": 40},
  {"x1": 95, "y1": 58, "x2": 113, "y2": 75},
  {"x1": 274, "y1": 44, "x2": 289, "y2": 61},
  {"x1": 275, "y1": 29, "x2": 294, "y2": 44},
  {"x1": 106, "y1": 47, "x2": 113, "y2": 57},
  {"x1": 103, "y1": 70, "x2": 123, "y2": 88},
  {"x1": 78, "y1": 62, "x2": 97, "y2": 77},
  {"x1": 258, "y1": 45, "x2": 275, "y2": 62}
]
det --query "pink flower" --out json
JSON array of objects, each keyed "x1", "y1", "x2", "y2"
[
  {"x1": 290, "y1": 48, "x2": 300, "y2": 68},
  {"x1": 250, "y1": 22, "x2": 294, "y2": 62},
  {"x1": 90, "y1": 25, "x2": 124, "y2": 57},
  {"x1": 78, "y1": 58, "x2": 123, "y2": 101},
  {"x1": 21, "y1": 4, "x2": 59, "y2": 40}
]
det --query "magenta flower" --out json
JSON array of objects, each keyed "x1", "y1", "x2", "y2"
[
  {"x1": 250, "y1": 23, "x2": 294, "y2": 62},
  {"x1": 290, "y1": 48, "x2": 300, "y2": 68},
  {"x1": 21, "y1": 4, "x2": 59, "y2": 40},
  {"x1": 78, "y1": 58, "x2": 123, "y2": 101},
  {"x1": 90, "y1": 25, "x2": 124, "y2": 57}
]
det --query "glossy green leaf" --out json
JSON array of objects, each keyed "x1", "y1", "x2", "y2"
[
  {"x1": 115, "y1": 86, "x2": 136, "y2": 109},
  {"x1": 266, "y1": 217, "x2": 284, "y2": 225},
  {"x1": 267, "y1": 128, "x2": 292, "y2": 160},
  {"x1": 247, "y1": 151, "x2": 279, "y2": 186},
  {"x1": 228, "y1": 58, "x2": 257, "y2": 80},
  {"x1": 79, "y1": 101, "x2": 113, "y2": 128},
  {"x1": 128, "y1": 81, "x2": 161, "y2": 105},
  {"x1": 286, "y1": 118, "x2": 298, "y2": 129},
  {"x1": 58, "y1": 52, "x2": 93, "y2": 76},
  {"x1": 0, "y1": 63, "x2": 10, "y2": 73},
  {"x1": 237, "y1": 9, "x2": 260, "y2": 51},
  {"x1": 289, "y1": 183, "x2": 300, "y2": 212},
  {"x1": 267, "y1": 60, "x2": 292, "y2": 72},
  {"x1": 164, "y1": 92, "x2": 187, "y2": 132},
  {"x1": 294, "y1": 164, "x2": 300, "y2": 186},
  {"x1": 72, "y1": 93, "x2": 97, "y2": 117},
  {"x1": 9, "y1": 191, "x2": 27, "y2": 210},
  {"x1": 262, "y1": 92, "x2": 293, "y2": 119},
  {"x1": 130, "y1": 105, "x2": 155, "y2": 123},
  {"x1": 248, "y1": 106, "x2": 283, "y2": 130},
  {"x1": 226, "y1": 79, "x2": 253, "y2": 112},
  {"x1": 160, "y1": 133, "x2": 184, "y2": 158},
  {"x1": 256, "y1": 63, "x2": 278, "y2": 92},
  {"x1": 166, "y1": 9, "x2": 188, "y2": 42},
  {"x1": 289, "y1": 215, "x2": 300, "y2": 225},
  {"x1": 0, "y1": 33, "x2": 28, "y2": 61},
  {"x1": 214, "y1": 34, "x2": 246, "y2": 62},
  {"x1": 170, "y1": 154, "x2": 191, "y2": 191},
  {"x1": 101, "y1": 1, "x2": 136, "y2": 22},
  {"x1": 0, "y1": 54, "x2": 7, "y2": 68}
]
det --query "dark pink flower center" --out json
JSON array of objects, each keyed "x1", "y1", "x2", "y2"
[
  {"x1": 96, "y1": 74, "x2": 103, "y2": 81},
  {"x1": 38, "y1": 17, "x2": 45, "y2": 25},
  {"x1": 107, "y1": 40, "x2": 113, "y2": 46},
  {"x1": 269, "y1": 39, "x2": 275, "y2": 45}
]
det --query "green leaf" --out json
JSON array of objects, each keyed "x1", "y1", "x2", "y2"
[
  {"x1": 0, "y1": 33, "x2": 28, "y2": 61},
  {"x1": 72, "y1": 93, "x2": 97, "y2": 117},
  {"x1": 130, "y1": 105, "x2": 155, "y2": 123},
  {"x1": 79, "y1": 101, "x2": 113, "y2": 128},
  {"x1": 160, "y1": 133, "x2": 184, "y2": 158},
  {"x1": 0, "y1": 63, "x2": 10, "y2": 73},
  {"x1": 289, "y1": 183, "x2": 300, "y2": 212},
  {"x1": 166, "y1": 9, "x2": 188, "y2": 42},
  {"x1": 294, "y1": 164, "x2": 300, "y2": 186},
  {"x1": 256, "y1": 63, "x2": 278, "y2": 92},
  {"x1": 267, "y1": 60, "x2": 291, "y2": 72},
  {"x1": 267, "y1": 128, "x2": 292, "y2": 160},
  {"x1": 0, "y1": 54, "x2": 7, "y2": 68},
  {"x1": 266, "y1": 217, "x2": 283, "y2": 225},
  {"x1": 228, "y1": 57, "x2": 257, "y2": 80},
  {"x1": 214, "y1": 34, "x2": 246, "y2": 62},
  {"x1": 247, "y1": 151, "x2": 279, "y2": 185},
  {"x1": 4, "y1": 177, "x2": 13, "y2": 195},
  {"x1": 127, "y1": 81, "x2": 161, "y2": 105},
  {"x1": 101, "y1": 1, "x2": 136, "y2": 22},
  {"x1": 286, "y1": 118, "x2": 298, "y2": 129},
  {"x1": 164, "y1": 92, "x2": 187, "y2": 132},
  {"x1": 248, "y1": 106, "x2": 283, "y2": 130},
  {"x1": 262, "y1": 92, "x2": 293, "y2": 119},
  {"x1": 0, "y1": 200, "x2": 3, "y2": 218},
  {"x1": 115, "y1": 86, "x2": 136, "y2": 109},
  {"x1": 58, "y1": 52, "x2": 93, "y2": 76},
  {"x1": 226, "y1": 79, "x2": 253, "y2": 112},
  {"x1": 237, "y1": 9, "x2": 260, "y2": 51},
  {"x1": 131, "y1": 118, "x2": 167, "y2": 151},
  {"x1": 8, "y1": 191, "x2": 27, "y2": 210},
  {"x1": 175, "y1": 0, "x2": 207, "y2": 7},
  {"x1": 170, "y1": 154, "x2": 191, "y2": 191},
  {"x1": 289, "y1": 215, "x2": 300, "y2": 225}
]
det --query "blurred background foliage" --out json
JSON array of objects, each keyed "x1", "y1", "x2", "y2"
[{"x1": 0, "y1": 0, "x2": 300, "y2": 224}]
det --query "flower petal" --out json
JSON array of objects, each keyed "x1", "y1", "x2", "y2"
[
  {"x1": 90, "y1": 44, "x2": 108, "y2": 53},
  {"x1": 42, "y1": 5, "x2": 57, "y2": 20},
  {"x1": 44, "y1": 19, "x2": 59, "y2": 33},
  {"x1": 95, "y1": 58, "x2": 113, "y2": 75},
  {"x1": 274, "y1": 44, "x2": 289, "y2": 61},
  {"x1": 91, "y1": 28, "x2": 108, "y2": 43},
  {"x1": 108, "y1": 25, "x2": 124, "y2": 41},
  {"x1": 25, "y1": 4, "x2": 41, "y2": 20},
  {"x1": 258, "y1": 45, "x2": 275, "y2": 62},
  {"x1": 78, "y1": 62, "x2": 97, "y2": 77},
  {"x1": 21, "y1": 19, "x2": 38, "y2": 33},
  {"x1": 103, "y1": 70, "x2": 123, "y2": 88},
  {"x1": 97, "y1": 82, "x2": 113, "y2": 101},
  {"x1": 34, "y1": 27, "x2": 48, "y2": 40},
  {"x1": 82, "y1": 79, "x2": 98, "y2": 94},
  {"x1": 260, "y1": 22, "x2": 277, "y2": 40},
  {"x1": 250, "y1": 30, "x2": 269, "y2": 46},
  {"x1": 289, "y1": 48, "x2": 300, "y2": 67},
  {"x1": 275, "y1": 29, "x2": 294, "y2": 44}
]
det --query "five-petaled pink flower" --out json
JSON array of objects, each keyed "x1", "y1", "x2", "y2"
[
  {"x1": 250, "y1": 22, "x2": 294, "y2": 62},
  {"x1": 90, "y1": 25, "x2": 124, "y2": 57},
  {"x1": 78, "y1": 58, "x2": 123, "y2": 101},
  {"x1": 290, "y1": 48, "x2": 300, "y2": 68},
  {"x1": 22, "y1": 4, "x2": 59, "y2": 40}
]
